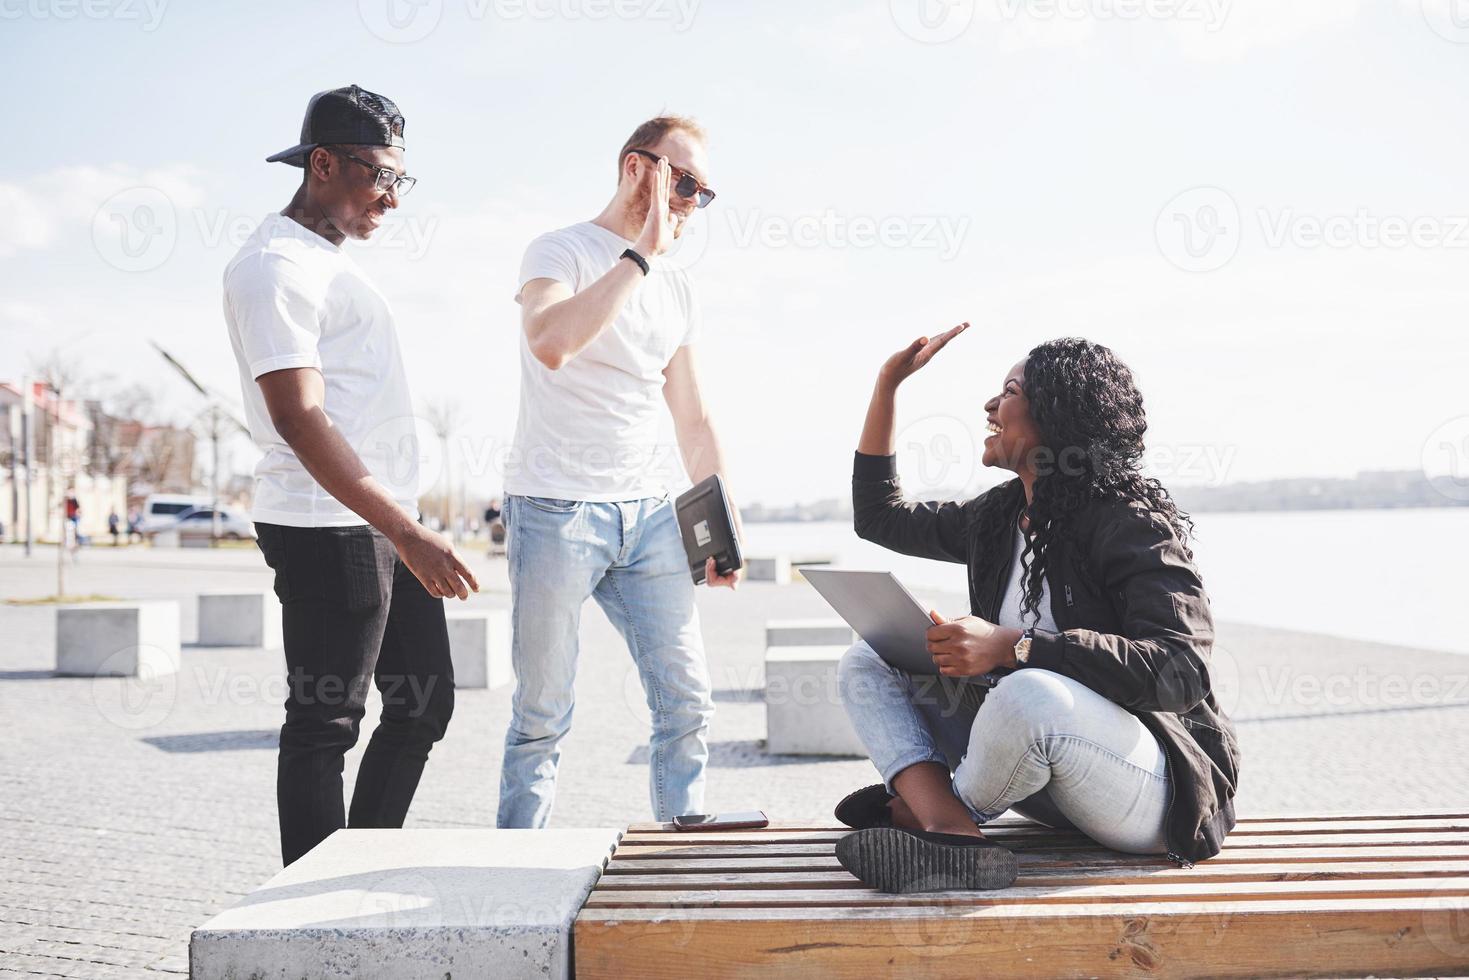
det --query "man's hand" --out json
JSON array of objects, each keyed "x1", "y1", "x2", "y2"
[
  {"x1": 393, "y1": 524, "x2": 480, "y2": 600},
  {"x1": 633, "y1": 155, "x2": 677, "y2": 257},
  {"x1": 878, "y1": 322, "x2": 969, "y2": 391},
  {"x1": 926, "y1": 610, "x2": 1022, "y2": 677},
  {"x1": 703, "y1": 556, "x2": 743, "y2": 590}
]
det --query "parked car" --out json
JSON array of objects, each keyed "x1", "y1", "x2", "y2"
[
  {"x1": 139, "y1": 494, "x2": 212, "y2": 534},
  {"x1": 154, "y1": 506, "x2": 256, "y2": 542}
]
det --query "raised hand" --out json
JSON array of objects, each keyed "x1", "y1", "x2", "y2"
[
  {"x1": 878, "y1": 322, "x2": 969, "y2": 390},
  {"x1": 633, "y1": 155, "x2": 677, "y2": 258}
]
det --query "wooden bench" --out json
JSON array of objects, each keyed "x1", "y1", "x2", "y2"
[{"x1": 573, "y1": 812, "x2": 1469, "y2": 978}]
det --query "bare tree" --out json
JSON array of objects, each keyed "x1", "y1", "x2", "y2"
[{"x1": 30, "y1": 350, "x2": 90, "y2": 595}]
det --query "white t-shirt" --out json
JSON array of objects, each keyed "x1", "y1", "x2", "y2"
[
  {"x1": 223, "y1": 212, "x2": 421, "y2": 528},
  {"x1": 507, "y1": 221, "x2": 701, "y2": 502},
  {"x1": 996, "y1": 526, "x2": 1060, "y2": 633}
]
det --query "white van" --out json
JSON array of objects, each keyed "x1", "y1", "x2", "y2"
[{"x1": 139, "y1": 494, "x2": 212, "y2": 533}]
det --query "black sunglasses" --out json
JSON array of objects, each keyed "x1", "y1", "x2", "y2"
[
  {"x1": 629, "y1": 149, "x2": 716, "y2": 208},
  {"x1": 330, "y1": 148, "x2": 418, "y2": 197}
]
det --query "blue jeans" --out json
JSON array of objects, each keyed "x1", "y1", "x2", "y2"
[
  {"x1": 497, "y1": 494, "x2": 714, "y2": 828},
  {"x1": 837, "y1": 641, "x2": 1171, "y2": 854}
]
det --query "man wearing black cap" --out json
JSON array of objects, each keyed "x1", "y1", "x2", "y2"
[{"x1": 224, "y1": 84, "x2": 479, "y2": 865}]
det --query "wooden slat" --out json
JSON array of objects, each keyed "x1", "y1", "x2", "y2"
[
  {"x1": 578, "y1": 895, "x2": 1469, "y2": 921},
  {"x1": 614, "y1": 829, "x2": 1469, "y2": 849},
  {"x1": 575, "y1": 899, "x2": 1469, "y2": 979},
  {"x1": 607, "y1": 842, "x2": 1469, "y2": 868},
  {"x1": 596, "y1": 860, "x2": 1469, "y2": 891},
  {"x1": 1156, "y1": 817, "x2": 1469, "y2": 835},
  {"x1": 621, "y1": 811, "x2": 1469, "y2": 834},
  {"x1": 583, "y1": 876, "x2": 1469, "y2": 909}
]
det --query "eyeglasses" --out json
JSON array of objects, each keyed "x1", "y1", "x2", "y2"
[
  {"x1": 629, "y1": 149, "x2": 716, "y2": 208},
  {"x1": 330, "y1": 148, "x2": 418, "y2": 197}
]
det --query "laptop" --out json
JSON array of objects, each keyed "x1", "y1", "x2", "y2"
[{"x1": 801, "y1": 568, "x2": 1002, "y2": 686}]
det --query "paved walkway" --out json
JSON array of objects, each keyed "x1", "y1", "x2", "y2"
[{"x1": 2, "y1": 543, "x2": 1467, "y2": 977}]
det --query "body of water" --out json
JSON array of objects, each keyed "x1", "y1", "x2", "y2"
[{"x1": 742, "y1": 508, "x2": 1469, "y2": 656}]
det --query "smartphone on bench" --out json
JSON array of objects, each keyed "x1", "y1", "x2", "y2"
[{"x1": 672, "y1": 810, "x2": 769, "y2": 831}]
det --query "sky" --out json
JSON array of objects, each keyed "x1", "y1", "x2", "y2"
[{"x1": 2, "y1": 0, "x2": 1467, "y2": 506}]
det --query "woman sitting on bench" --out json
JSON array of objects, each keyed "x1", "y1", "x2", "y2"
[{"x1": 833, "y1": 325, "x2": 1240, "y2": 893}]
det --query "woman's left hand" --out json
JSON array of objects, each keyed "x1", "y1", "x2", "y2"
[{"x1": 926, "y1": 612, "x2": 1023, "y2": 677}]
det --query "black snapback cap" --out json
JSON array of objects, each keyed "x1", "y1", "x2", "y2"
[{"x1": 267, "y1": 84, "x2": 406, "y2": 168}]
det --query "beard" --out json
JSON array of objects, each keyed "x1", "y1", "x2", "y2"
[{"x1": 626, "y1": 187, "x2": 688, "y2": 239}]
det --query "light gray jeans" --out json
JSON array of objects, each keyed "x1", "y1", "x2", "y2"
[{"x1": 837, "y1": 640, "x2": 1171, "y2": 854}]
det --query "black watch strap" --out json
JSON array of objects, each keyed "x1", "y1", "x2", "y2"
[{"x1": 621, "y1": 248, "x2": 650, "y2": 276}]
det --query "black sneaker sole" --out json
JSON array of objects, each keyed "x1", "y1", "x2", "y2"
[{"x1": 836, "y1": 827, "x2": 1019, "y2": 893}]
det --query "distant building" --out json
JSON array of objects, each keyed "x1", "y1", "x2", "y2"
[{"x1": 1, "y1": 381, "x2": 198, "y2": 542}]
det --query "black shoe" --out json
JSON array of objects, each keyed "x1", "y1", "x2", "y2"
[
  {"x1": 834, "y1": 783, "x2": 894, "y2": 830},
  {"x1": 836, "y1": 826, "x2": 1019, "y2": 893}
]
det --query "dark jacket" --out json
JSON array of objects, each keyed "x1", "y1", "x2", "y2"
[{"x1": 852, "y1": 452, "x2": 1240, "y2": 865}]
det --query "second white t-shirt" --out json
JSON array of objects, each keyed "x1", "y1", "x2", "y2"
[{"x1": 507, "y1": 221, "x2": 701, "y2": 502}]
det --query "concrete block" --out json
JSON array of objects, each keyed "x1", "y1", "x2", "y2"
[
  {"x1": 765, "y1": 618, "x2": 855, "y2": 648},
  {"x1": 445, "y1": 608, "x2": 511, "y2": 690},
  {"x1": 190, "y1": 828, "x2": 621, "y2": 980},
  {"x1": 197, "y1": 591, "x2": 282, "y2": 648},
  {"x1": 55, "y1": 601, "x2": 181, "y2": 677},
  {"x1": 152, "y1": 529, "x2": 180, "y2": 548},
  {"x1": 744, "y1": 554, "x2": 792, "y2": 584},
  {"x1": 764, "y1": 644, "x2": 865, "y2": 756}
]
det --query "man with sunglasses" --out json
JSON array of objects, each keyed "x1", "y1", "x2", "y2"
[
  {"x1": 498, "y1": 115, "x2": 741, "y2": 829},
  {"x1": 223, "y1": 84, "x2": 478, "y2": 865}
]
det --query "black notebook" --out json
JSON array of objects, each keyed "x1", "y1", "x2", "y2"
[{"x1": 673, "y1": 474, "x2": 744, "y2": 585}]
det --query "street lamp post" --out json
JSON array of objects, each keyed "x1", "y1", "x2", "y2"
[
  {"x1": 20, "y1": 378, "x2": 34, "y2": 558},
  {"x1": 6, "y1": 403, "x2": 18, "y2": 548},
  {"x1": 150, "y1": 344, "x2": 246, "y2": 546}
]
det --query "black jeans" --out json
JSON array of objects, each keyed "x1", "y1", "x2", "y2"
[{"x1": 255, "y1": 523, "x2": 454, "y2": 866}]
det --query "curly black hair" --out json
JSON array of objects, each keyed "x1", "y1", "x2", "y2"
[{"x1": 994, "y1": 337, "x2": 1195, "y2": 623}]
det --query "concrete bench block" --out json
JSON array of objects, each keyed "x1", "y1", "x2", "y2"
[
  {"x1": 445, "y1": 608, "x2": 511, "y2": 690},
  {"x1": 743, "y1": 554, "x2": 792, "y2": 584},
  {"x1": 764, "y1": 644, "x2": 865, "y2": 757},
  {"x1": 765, "y1": 618, "x2": 855, "y2": 648},
  {"x1": 197, "y1": 591, "x2": 283, "y2": 648},
  {"x1": 55, "y1": 601, "x2": 181, "y2": 677},
  {"x1": 190, "y1": 827, "x2": 621, "y2": 980}
]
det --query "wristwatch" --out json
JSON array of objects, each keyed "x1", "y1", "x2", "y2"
[{"x1": 1013, "y1": 628, "x2": 1034, "y2": 665}]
